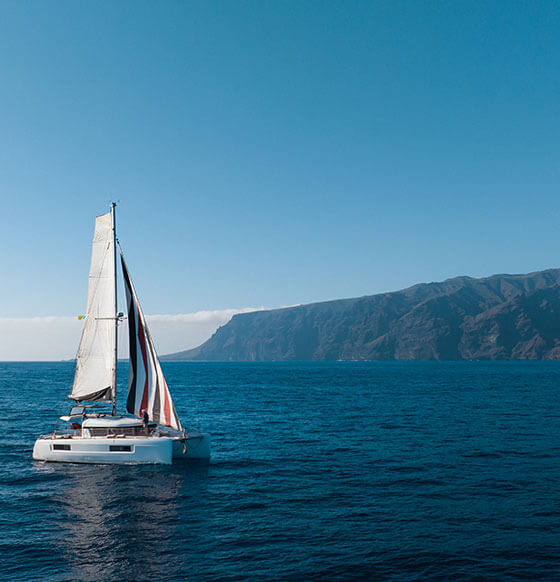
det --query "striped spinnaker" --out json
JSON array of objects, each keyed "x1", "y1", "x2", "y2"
[{"x1": 121, "y1": 251, "x2": 182, "y2": 431}]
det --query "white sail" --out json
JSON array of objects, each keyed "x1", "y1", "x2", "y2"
[
  {"x1": 69, "y1": 212, "x2": 116, "y2": 401},
  {"x1": 121, "y1": 251, "x2": 182, "y2": 431}
]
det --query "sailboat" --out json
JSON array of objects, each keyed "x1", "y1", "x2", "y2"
[{"x1": 33, "y1": 204, "x2": 210, "y2": 464}]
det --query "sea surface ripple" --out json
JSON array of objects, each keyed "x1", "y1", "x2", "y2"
[{"x1": 1, "y1": 361, "x2": 560, "y2": 581}]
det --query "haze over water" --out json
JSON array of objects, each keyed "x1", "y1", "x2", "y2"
[{"x1": 3, "y1": 361, "x2": 560, "y2": 581}]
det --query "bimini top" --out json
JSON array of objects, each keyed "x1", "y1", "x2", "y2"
[{"x1": 82, "y1": 415, "x2": 143, "y2": 429}]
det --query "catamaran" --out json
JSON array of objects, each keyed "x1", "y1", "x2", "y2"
[{"x1": 33, "y1": 204, "x2": 210, "y2": 464}]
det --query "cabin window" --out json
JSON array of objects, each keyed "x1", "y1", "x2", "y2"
[
  {"x1": 53, "y1": 444, "x2": 71, "y2": 451},
  {"x1": 89, "y1": 426, "x2": 145, "y2": 437},
  {"x1": 109, "y1": 445, "x2": 132, "y2": 452}
]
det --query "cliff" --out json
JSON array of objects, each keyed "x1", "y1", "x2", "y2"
[{"x1": 162, "y1": 269, "x2": 560, "y2": 360}]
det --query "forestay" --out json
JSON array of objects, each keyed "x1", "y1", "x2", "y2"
[
  {"x1": 121, "y1": 252, "x2": 182, "y2": 431},
  {"x1": 70, "y1": 212, "x2": 116, "y2": 401}
]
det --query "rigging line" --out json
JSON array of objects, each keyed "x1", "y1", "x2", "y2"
[{"x1": 53, "y1": 353, "x2": 81, "y2": 433}]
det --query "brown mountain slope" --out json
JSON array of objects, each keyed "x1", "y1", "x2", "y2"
[{"x1": 163, "y1": 269, "x2": 560, "y2": 361}]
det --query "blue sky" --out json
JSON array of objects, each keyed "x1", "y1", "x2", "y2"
[{"x1": 1, "y1": 2, "x2": 559, "y2": 357}]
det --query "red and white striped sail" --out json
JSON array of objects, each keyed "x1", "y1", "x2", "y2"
[{"x1": 121, "y1": 252, "x2": 182, "y2": 431}]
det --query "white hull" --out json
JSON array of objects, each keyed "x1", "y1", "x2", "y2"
[
  {"x1": 33, "y1": 436, "x2": 173, "y2": 465},
  {"x1": 171, "y1": 432, "x2": 211, "y2": 460}
]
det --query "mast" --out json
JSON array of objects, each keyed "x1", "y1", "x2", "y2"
[{"x1": 111, "y1": 202, "x2": 118, "y2": 415}]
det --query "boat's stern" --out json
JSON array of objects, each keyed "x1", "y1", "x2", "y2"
[
  {"x1": 32, "y1": 436, "x2": 53, "y2": 461},
  {"x1": 172, "y1": 432, "x2": 211, "y2": 460}
]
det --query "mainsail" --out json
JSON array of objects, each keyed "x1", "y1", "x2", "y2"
[
  {"x1": 121, "y1": 252, "x2": 182, "y2": 431},
  {"x1": 70, "y1": 212, "x2": 116, "y2": 401}
]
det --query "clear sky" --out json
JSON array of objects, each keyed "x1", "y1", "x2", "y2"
[{"x1": 1, "y1": 1, "x2": 559, "y2": 358}]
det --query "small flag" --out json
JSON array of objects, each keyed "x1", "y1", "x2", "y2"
[{"x1": 77, "y1": 315, "x2": 87, "y2": 321}]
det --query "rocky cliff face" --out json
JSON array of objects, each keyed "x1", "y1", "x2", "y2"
[{"x1": 163, "y1": 269, "x2": 560, "y2": 361}]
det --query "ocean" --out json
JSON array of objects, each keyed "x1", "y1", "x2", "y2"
[{"x1": 2, "y1": 361, "x2": 560, "y2": 581}]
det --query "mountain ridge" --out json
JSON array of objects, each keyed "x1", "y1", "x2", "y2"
[{"x1": 162, "y1": 269, "x2": 560, "y2": 361}]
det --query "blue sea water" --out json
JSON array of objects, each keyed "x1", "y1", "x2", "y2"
[{"x1": 1, "y1": 361, "x2": 560, "y2": 581}]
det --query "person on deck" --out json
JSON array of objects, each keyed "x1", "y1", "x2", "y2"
[{"x1": 142, "y1": 409, "x2": 149, "y2": 435}]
